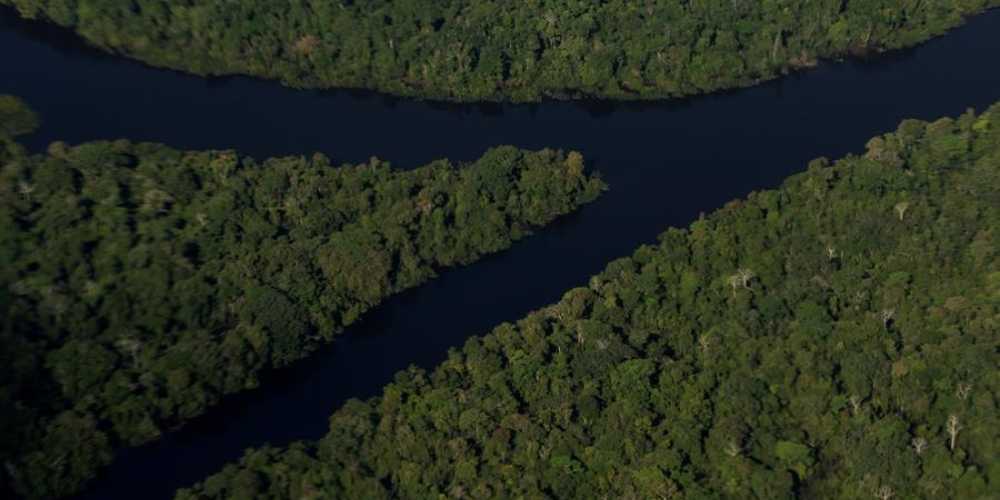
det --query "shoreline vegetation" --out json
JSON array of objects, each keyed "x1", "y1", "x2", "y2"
[
  {"x1": 1, "y1": 1, "x2": 998, "y2": 102},
  {"x1": 0, "y1": 96, "x2": 605, "y2": 498},
  {"x1": 179, "y1": 104, "x2": 998, "y2": 499}
]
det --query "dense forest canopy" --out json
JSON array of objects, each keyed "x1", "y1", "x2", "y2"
[
  {"x1": 2, "y1": 1, "x2": 998, "y2": 102},
  {"x1": 178, "y1": 104, "x2": 999, "y2": 499},
  {"x1": 0, "y1": 97, "x2": 605, "y2": 499},
  {"x1": 0, "y1": 95, "x2": 39, "y2": 137}
]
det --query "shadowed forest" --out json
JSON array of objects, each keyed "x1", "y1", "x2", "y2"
[{"x1": 2, "y1": 0, "x2": 998, "y2": 101}]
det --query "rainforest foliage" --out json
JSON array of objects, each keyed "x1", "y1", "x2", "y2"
[
  {"x1": 179, "y1": 104, "x2": 1000, "y2": 499},
  {"x1": 2, "y1": 1, "x2": 998, "y2": 102},
  {"x1": 0, "y1": 97, "x2": 604, "y2": 498}
]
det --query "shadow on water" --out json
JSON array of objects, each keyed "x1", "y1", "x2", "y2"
[{"x1": 1, "y1": 6, "x2": 1000, "y2": 499}]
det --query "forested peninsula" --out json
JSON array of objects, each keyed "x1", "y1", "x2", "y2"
[
  {"x1": 0, "y1": 97, "x2": 605, "y2": 499},
  {"x1": 179, "y1": 104, "x2": 999, "y2": 499},
  {"x1": 2, "y1": 1, "x2": 998, "y2": 102}
]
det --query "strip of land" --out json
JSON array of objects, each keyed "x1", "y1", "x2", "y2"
[
  {"x1": 2, "y1": 1, "x2": 998, "y2": 101},
  {"x1": 0, "y1": 96, "x2": 605, "y2": 498}
]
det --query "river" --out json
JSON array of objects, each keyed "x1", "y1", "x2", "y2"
[{"x1": 2, "y1": 7, "x2": 999, "y2": 499}]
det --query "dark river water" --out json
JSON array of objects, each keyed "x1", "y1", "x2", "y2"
[{"x1": 2, "y1": 7, "x2": 1000, "y2": 499}]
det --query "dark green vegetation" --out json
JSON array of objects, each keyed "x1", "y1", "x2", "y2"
[
  {"x1": 3, "y1": 1, "x2": 999, "y2": 102},
  {"x1": 0, "y1": 97, "x2": 605, "y2": 498},
  {"x1": 179, "y1": 105, "x2": 1000, "y2": 499},
  {"x1": 0, "y1": 95, "x2": 39, "y2": 137}
]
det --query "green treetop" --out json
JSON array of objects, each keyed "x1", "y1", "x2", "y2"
[{"x1": 3, "y1": 0, "x2": 998, "y2": 102}]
